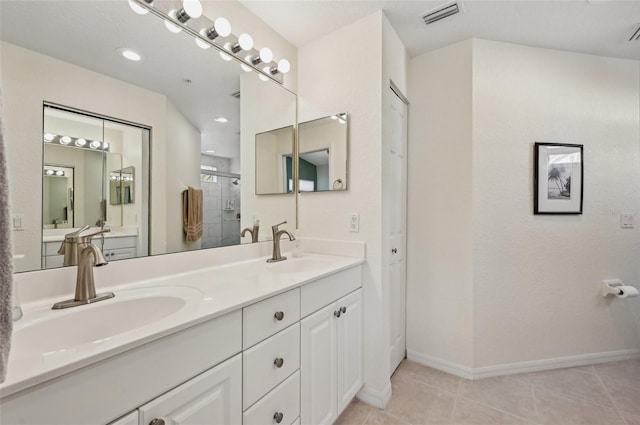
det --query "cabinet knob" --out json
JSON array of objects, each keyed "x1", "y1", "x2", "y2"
[
  {"x1": 274, "y1": 311, "x2": 285, "y2": 321},
  {"x1": 341, "y1": 306, "x2": 347, "y2": 314},
  {"x1": 273, "y1": 412, "x2": 284, "y2": 424},
  {"x1": 149, "y1": 419, "x2": 165, "y2": 425},
  {"x1": 334, "y1": 310, "x2": 341, "y2": 318},
  {"x1": 273, "y1": 357, "x2": 284, "y2": 368}
]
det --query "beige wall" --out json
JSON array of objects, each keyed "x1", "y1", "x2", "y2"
[{"x1": 407, "y1": 39, "x2": 640, "y2": 374}]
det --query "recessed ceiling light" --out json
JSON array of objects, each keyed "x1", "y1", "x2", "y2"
[
  {"x1": 118, "y1": 48, "x2": 142, "y2": 61},
  {"x1": 214, "y1": 117, "x2": 228, "y2": 123}
]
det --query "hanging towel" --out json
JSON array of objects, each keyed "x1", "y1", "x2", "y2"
[
  {"x1": 0, "y1": 93, "x2": 13, "y2": 383},
  {"x1": 182, "y1": 186, "x2": 203, "y2": 242}
]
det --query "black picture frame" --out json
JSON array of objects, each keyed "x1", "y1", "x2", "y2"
[{"x1": 534, "y1": 142, "x2": 583, "y2": 215}]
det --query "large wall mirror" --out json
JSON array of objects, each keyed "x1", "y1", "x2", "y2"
[{"x1": 0, "y1": 0, "x2": 297, "y2": 273}]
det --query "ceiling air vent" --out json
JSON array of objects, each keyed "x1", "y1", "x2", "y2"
[
  {"x1": 419, "y1": 1, "x2": 463, "y2": 27},
  {"x1": 629, "y1": 24, "x2": 640, "y2": 41},
  {"x1": 231, "y1": 91, "x2": 241, "y2": 99}
]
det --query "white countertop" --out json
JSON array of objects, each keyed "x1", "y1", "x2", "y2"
[
  {"x1": 1, "y1": 252, "x2": 364, "y2": 398},
  {"x1": 42, "y1": 227, "x2": 138, "y2": 243}
]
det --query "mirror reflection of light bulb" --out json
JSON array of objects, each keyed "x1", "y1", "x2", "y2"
[
  {"x1": 128, "y1": 0, "x2": 149, "y2": 15},
  {"x1": 259, "y1": 68, "x2": 269, "y2": 81},
  {"x1": 220, "y1": 44, "x2": 233, "y2": 61},
  {"x1": 90, "y1": 140, "x2": 101, "y2": 149},
  {"x1": 182, "y1": 0, "x2": 202, "y2": 19},
  {"x1": 214, "y1": 17, "x2": 231, "y2": 37},
  {"x1": 164, "y1": 11, "x2": 182, "y2": 33},
  {"x1": 56, "y1": 170, "x2": 64, "y2": 176},
  {"x1": 44, "y1": 133, "x2": 56, "y2": 142},
  {"x1": 238, "y1": 33, "x2": 253, "y2": 51},
  {"x1": 102, "y1": 142, "x2": 110, "y2": 150},
  {"x1": 278, "y1": 59, "x2": 291, "y2": 74},
  {"x1": 259, "y1": 47, "x2": 273, "y2": 63},
  {"x1": 75, "y1": 138, "x2": 87, "y2": 147},
  {"x1": 196, "y1": 31, "x2": 210, "y2": 49},
  {"x1": 46, "y1": 169, "x2": 54, "y2": 175},
  {"x1": 241, "y1": 56, "x2": 253, "y2": 72},
  {"x1": 60, "y1": 136, "x2": 72, "y2": 145}
]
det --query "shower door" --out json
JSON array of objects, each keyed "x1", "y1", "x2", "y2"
[{"x1": 200, "y1": 173, "x2": 241, "y2": 249}]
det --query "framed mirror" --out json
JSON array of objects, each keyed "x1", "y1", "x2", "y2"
[
  {"x1": 0, "y1": 0, "x2": 297, "y2": 273},
  {"x1": 298, "y1": 113, "x2": 348, "y2": 192}
]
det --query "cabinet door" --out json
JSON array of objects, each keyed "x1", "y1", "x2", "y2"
[
  {"x1": 336, "y1": 289, "x2": 363, "y2": 413},
  {"x1": 139, "y1": 354, "x2": 241, "y2": 425},
  {"x1": 300, "y1": 302, "x2": 338, "y2": 425}
]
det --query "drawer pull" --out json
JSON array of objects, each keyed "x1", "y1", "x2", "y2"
[
  {"x1": 334, "y1": 309, "x2": 341, "y2": 318},
  {"x1": 341, "y1": 306, "x2": 347, "y2": 314},
  {"x1": 149, "y1": 419, "x2": 165, "y2": 425},
  {"x1": 274, "y1": 311, "x2": 285, "y2": 321},
  {"x1": 274, "y1": 357, "x2": 284, "y2": 368},
  {"x1": 273, "y1": 412, "x2": 284, "y2": 424}
]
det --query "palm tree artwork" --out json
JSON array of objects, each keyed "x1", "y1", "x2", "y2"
[{"x1": 548, "y1": 164, "x2": 571, "y2": 199}]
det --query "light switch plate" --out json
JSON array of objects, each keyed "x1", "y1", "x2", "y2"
[
  {"x1": 621, "y1": 213, "x2": 634, "y2": 229},
  {"x1": 11, "y1": 214, "x2": 24, "y2": 231}
]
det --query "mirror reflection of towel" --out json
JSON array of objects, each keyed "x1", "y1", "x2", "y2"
[{"x1": 182, "y1": 186, "x2": 203, "y2": 242}]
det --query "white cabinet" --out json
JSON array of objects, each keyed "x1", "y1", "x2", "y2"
[
  {"x1": 139, "y1": 354, "x2": 242, "y2": 425},
  {"x1": 300, "y1": 289, "x2": 362, "y2": 425},
  {"x1": 108, "y1": 412, "x2": 138, "y2": 425}
]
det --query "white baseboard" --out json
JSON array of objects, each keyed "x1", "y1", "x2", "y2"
[
  {"x1": 357, "y1": 381, "x2": 392, "y2": 409},
  {"x1": 407, "y1": 350, "x2": 474, "y2": 379},
  {"x1": 407, "y1": 349, "x2": 640, "y2": 380}
]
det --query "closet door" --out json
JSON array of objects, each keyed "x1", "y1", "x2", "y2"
[{"x1": 300, "y1": 303, "x2": 338, "y2": 425}]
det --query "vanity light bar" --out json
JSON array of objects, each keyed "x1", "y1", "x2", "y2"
[
  {"x1": 128, "y1": 0, "x2": 289, "y2": 84},
  {"x1": 43, "y1": 134, "x2": 110, "y2": 152}
]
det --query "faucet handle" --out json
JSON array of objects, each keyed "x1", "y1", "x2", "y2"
[
  {"x1": 63, "y1": 225, "x2": 91, "y2": 241},
  {"x1": 79, "y1": 227, "x2": 111, "y2": 244},
  {"x1": 272, "y1": 220, "x2": 287, "y2": 231}
]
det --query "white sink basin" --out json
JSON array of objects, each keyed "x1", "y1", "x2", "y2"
[
  {"x1": 12, "y1": 286, "x2": 201, "y2": 359},
  {"x1": 267, "y1": 256, "x2": 334, "y2": 274}
]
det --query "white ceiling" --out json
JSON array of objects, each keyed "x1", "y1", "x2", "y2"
[{"x1": 240, "y1": 0, "x2": 640, "y2": 60}]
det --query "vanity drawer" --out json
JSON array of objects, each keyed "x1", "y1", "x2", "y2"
[
  {"x1": 103, "y1": 236, "x2": 137, "y2": 250},
  {"x1": 243, "y1": 371, "x2": 300, "y2": 425},
  {"x1": 243, "y1": 288, "x2": 300, "y2": 348},
  {"x1": 243, "y1": 323, "x2": 300, "y2": 409},
  {"x1": 300, "y1": 266, "x2": 361, "y2": 318}
]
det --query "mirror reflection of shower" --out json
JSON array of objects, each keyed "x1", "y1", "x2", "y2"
[{"x1": 200, "y1": 154, "x2": 241, "y2": 249}]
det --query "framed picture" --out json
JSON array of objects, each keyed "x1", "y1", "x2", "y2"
[{"x1": 534, "y1": 142, "x2": 583, "y2": 215}]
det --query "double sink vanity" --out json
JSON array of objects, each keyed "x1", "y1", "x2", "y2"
[{"x1": 1, "y1": 242, "x2": 364, "y2": 425}]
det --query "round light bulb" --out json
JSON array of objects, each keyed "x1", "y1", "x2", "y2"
[
  {"x1": 278, "y1": 59, "x2": 291, "y2": 74},
  {"x1": 238, "y1": 33, "x2": 253, "y2": 51},
  {"x1": 196, "y1": 31, "x2": 210, "y2": 49},
  {"x1": 259, "y1": 47, "x2": 273, "y2": 63},
  {"x1": 90, "y1": 141, "x2": 101, "y2": 149},
  {"x1": 46, "y1": 170, "x2": 54, "y2": 175},
  {"x1": 164, "y1": 11, "x2": 182, "y2": 33},
  {"x1": 102, "y1": 142, "x2": 110, "y2": 150},
  {"x1": 259, "y1": 68, "x2": 270, "y2": 81},
  {"x1": 214, "y1": 17, "x2": 231, "y2": 37},
  {"x1": 56, "y1": 170, "x2": 64, "y2": 176},
  {"x1": 43, "y1": 133, "x2": 56, "y2": 142},
  {"x1": 75, "y1": 138, "x2": 87, "y2": 147},
  {"x1": 182, "y1": 0, "x2": 202, "y2": 18},
  {"x1": 219, "y1": 46, "x2": 233, "y2": 61},
  {"x1": 60, "y1": 136, "x2": 71, "y2": 145},
  {"x1": 128, "y1": 0, "x2": 149, "y2": 15},
  {"x1": 241, "y1": 56, "x2": 253, "y2": 72}
]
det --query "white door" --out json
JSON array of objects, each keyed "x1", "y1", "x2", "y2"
[
  {"x1": 388, "y1": 86, "x2": 408, "y2": 375},
  {"x1": 336, "y1": 289, "x2": 363, "y2": 413},
  {"x1": 301, "y1": 302, "x2": 338, "y2": 425},
  {"x1": 138, "y1": 354, "x2": 242, "y2": 425}
]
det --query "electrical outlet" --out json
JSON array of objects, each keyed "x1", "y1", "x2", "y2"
[
  {"x1": 621, "y1": 213, "x2": 634, "y2": 229},
  {"x1": 349, "y1": 213, "x2": 359, "y2": 233}
]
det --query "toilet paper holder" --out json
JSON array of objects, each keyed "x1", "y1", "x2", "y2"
[{"x1": 602, "y1": 279, "x2": 639, "y2": 298}]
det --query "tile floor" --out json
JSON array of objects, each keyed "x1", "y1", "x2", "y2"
[{"x1": 335, "y1": 359, "x2": 640, "y2": 425}]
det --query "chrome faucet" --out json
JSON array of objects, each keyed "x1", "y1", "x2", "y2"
[
  {"x1": 267, "y1": 221, "x2": 295, "y2": 263},
  {"x1": 241, "y1": 220, "x2": 260, "y2": 243},
  {"x1": 53, "y1": 227, "x2": 115, "y2": 309}
]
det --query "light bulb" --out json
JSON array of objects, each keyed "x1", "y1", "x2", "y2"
[
  {"x1": 43, "y1": 133, "x2": 56, "y2": 142},
  {"x1": 259, "y1": 67, "x2": 270, "y2": 81},
  {"x1": 60, "y1": 136, "x2": 71, "y2": 145},
  {"x1": 90, "y1": 141, "x2": 101, "y2": 149},
  {"x1": 238, "y1": 33, "x2": 253, "y2": 51},
  {"x1": 56, "y1": 170, "x2": 64, "y2": 176},
  {"x1": 46, "y1": 170, "x2": 54, "y2": 175},
  {"x1": 214, "y1": 17, "x2": 231, "y2": 37},
  {"x1": 103, "y1": 142, "x2": 110, "y2": 150},
  {"x1": 241, "y1": 56, "x2": 253, "y2": 72},
  {"x1": 164, "y1": 11, "x2": 182, "y2": 33},
  {"x1": 196, "y1": 31, "x2": 210, "y2": 49},
  {"x1": 219, "y1": 46, "x2": 233, "y2": 61},
  {"x1": 277, "y1": 59, "x2": 291, "y2": 74},
  {"x1": 331, "y1": 115, "x2": 338, "y2": 120},
  {"x1": 182, "y1": 0, "x2": 202, "y2": 19},
  {"x1": 128, "y1": 0, "x2": 149, "y2": 15},
  {"x1": 75, "y1": 138, "x2": 87, "y2": 147},
  {"x1": 259, "y1": 47, "x2": 273, "y2": 63}
]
